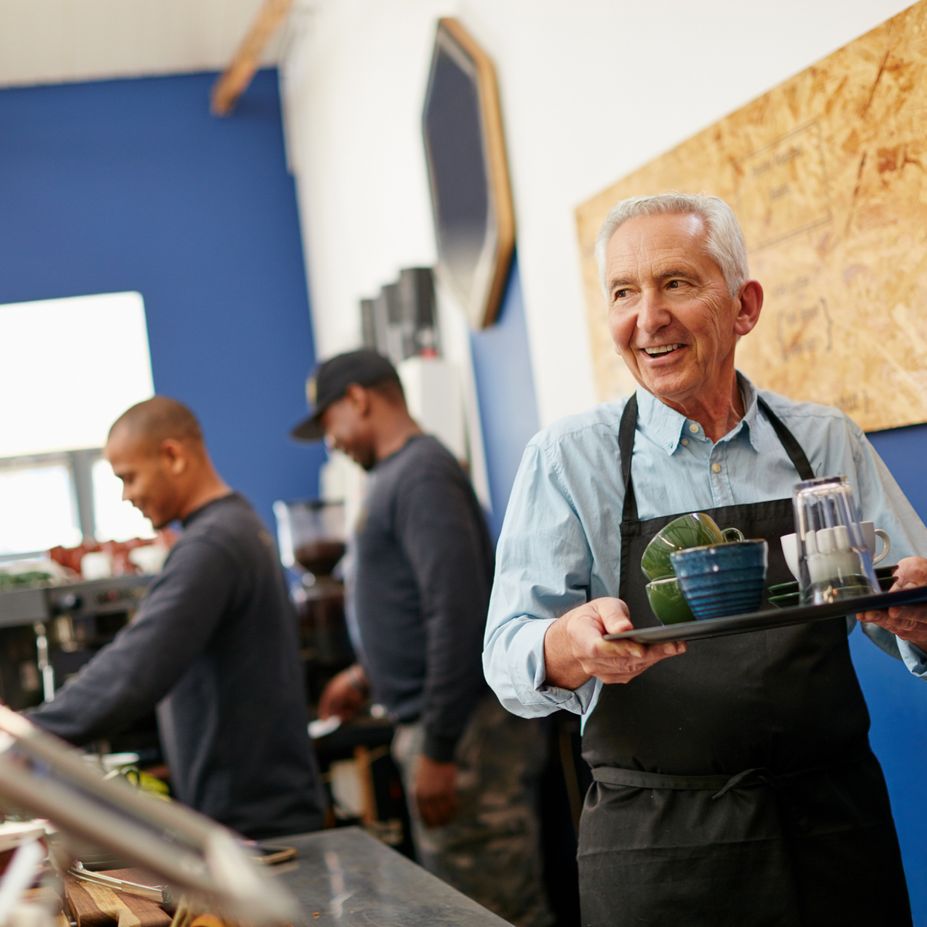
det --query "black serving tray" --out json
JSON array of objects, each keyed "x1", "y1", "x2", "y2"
[{"x1": 603, "y1": 585, "x2": 927, "y2": 644}]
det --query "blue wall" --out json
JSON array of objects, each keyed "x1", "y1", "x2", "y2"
[
  {"x1": 862, "y1": 425, "x2": 927, "y2": 920},
  {"x1": 0, "y1": 70, "x2": 325, "y2": 533},
  {"x1": 470, "y1": 253, "x2": 540, "y2": 540},
  {"x1": 469, "y1": 264, "x2": 927, "y2": 922}
]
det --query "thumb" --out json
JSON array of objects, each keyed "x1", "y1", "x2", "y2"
[{"x1": 594, "y1": 597, "x2": 633, "y2": 634}]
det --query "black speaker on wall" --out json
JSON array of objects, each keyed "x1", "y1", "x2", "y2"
[
  {"x1": 398, "y1": 267, "x2": 440, "y2": 357},
  {"x1": 375, "y1": 282, "x2": 405, "y2": 364},
  {"x1": 364, "y1": 288, "x2": 387, "y2": 359},
  {"x1": 360, "y1": 297, "x2": 378, "y2": 351},
  {"x1": 361, "y1": 267, "x2": 440, "y2": 363}
]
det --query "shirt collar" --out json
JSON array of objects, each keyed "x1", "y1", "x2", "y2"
[
  {"x1": 635, "y1": 372, "x2": 762, "y2": 454},
  {"x1": 635, "y1": 386, "x2": 688, "y2": 455}
]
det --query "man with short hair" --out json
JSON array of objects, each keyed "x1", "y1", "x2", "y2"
[
  {"x1": 293, "y1": 349, "x2": 552, "y2": 927},
  {"x1": 29, "y1": 396, "x2": 326, "y2": 839},
  {"x1": 484, "y1": 193, "x2": 927, "y2": 927}
]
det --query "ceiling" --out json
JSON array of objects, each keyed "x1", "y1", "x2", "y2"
[{"x1": 0, "y1": 0, "x2": 307, "y2": 89}]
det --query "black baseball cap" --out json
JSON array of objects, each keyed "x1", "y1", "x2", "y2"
[{"x1": 290, "y1": 349, "x2": 400, "y2": 441}]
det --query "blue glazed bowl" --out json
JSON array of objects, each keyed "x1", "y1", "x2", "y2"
[{"x1": 670, "y1": 540, "x2": 768, "y2": 620}]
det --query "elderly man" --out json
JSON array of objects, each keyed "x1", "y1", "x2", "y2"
[
  {"x1": 28, "y1": 396, "x2": 326, "y2": 839},
  {"x1": 483, "y1": 193, "x2": 927, "y2": 927}
]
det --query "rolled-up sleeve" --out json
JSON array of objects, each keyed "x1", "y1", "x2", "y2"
[{"x1": 483, "y1": 440, "x2": 601, "y2": 717}]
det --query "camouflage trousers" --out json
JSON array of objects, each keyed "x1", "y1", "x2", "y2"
[{"x1": 391, "y1": 696, "x2": 554, "y2": 927}]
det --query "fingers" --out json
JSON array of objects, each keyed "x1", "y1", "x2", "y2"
[
  {"x1": 858, "y1": 603, "x2": 927, "y2": 645},
  {"x1": 317, "y1": 690, "x2": 338, "y2": 719},
  {"x1": 418, "y1": 791, "x2": 458, "y2": 828},
  {"x1": 318, "y1": 674, "x2": 366, "y2": 721},
  {"x1": 855, "y1": 608, "x2": 885, "y2": 625},
  {"x1": 585, "y1": 637, "x2": 686, "y2": 685},
  {"x1": 887, "y1": 601, "x2": 927, "y2": 621},
  {"x1": 661, "y1": 640, "x2": 686, "y2": 656},
  {"x1": 860, "y1": 603, "x2": 927, "y2": 625},
  {"x1": 894, "y1": 555, "x2": 927, "y2": 588}
]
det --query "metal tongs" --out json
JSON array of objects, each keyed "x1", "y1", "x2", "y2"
[
  {"x1": 68, "y1": 860, "x2": 173, "y2": 908},
  {"x1": 68, "y1": 859, "x2": 173, "y2": 907}
]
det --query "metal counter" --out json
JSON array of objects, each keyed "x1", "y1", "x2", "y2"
[{"x1": 273, "y1": 827, "x2": 512, "y2": 926}]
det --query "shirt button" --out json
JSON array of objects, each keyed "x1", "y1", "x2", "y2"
[
  {"x1": 711, "y1": 463, "x2": 722, "y2": 474},
  {"x1": 689, "y1": 423, "x2": 700, "y2": 433},
  {"x1": 681, "y1": 438, "x2": 689, "y2": 447}
]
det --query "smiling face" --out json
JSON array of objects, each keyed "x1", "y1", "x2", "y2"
[
  {"x1": 604, "y1": 211, "x2": 761, "y2": 421},
  {"x1": 320, "y1": 390, "x2": 377, "y2": 471},
  {"x1": 104, "y1": 427, "x2": 183, "y2": 530}
]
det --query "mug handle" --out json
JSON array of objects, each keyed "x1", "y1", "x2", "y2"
[
  {"x1": 873, "y1": 528, "x2": 891, "y2": 565},
  {"x1": 722, "y1": 527, "x2": 744, "y2": 542}
]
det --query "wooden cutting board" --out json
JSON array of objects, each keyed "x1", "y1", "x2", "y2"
[{"x1": 63, "y1": 868, "x2": 172, "y2": 927}]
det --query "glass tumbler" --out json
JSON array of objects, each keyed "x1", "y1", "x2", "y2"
[{"x1": 792, "y1": 475, "x2": 881, "y2": 605}]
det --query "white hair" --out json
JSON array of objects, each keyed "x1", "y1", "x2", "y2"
[{"x1": 594, "y1": 193, "x2": 749, "y2": 298}]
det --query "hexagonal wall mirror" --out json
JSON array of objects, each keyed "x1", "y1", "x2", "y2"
[{"x1": 421, "y1": 18, "x2": 515, "y2": 330}]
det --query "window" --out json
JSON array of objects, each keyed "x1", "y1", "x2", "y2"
[
  {"x1": 0, "y1": 292, "x2": 155, "y2": 559},
  {"x1": 0, "y1": 457, "x2": 79, "y2": 554},
  {"x1": 92, "y1": 456, "x2": 154, "y2": 543}
]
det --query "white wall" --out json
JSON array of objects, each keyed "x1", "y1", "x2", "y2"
[{"x1": 280, "y1": 0, "x2": 915, "y2": 428}]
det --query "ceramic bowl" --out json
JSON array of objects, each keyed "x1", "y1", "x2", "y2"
[
  {"x1": 645, "y1": 576, "x2": 696, "y2": 625},
  {"x1": 641, "y1": 512, "x2": 744, "y2": 582},
  {"x1": 670, "y1": 539, "x2": 768, "y2": 620}
]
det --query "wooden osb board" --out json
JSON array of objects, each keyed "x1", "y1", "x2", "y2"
[{"x1": 575, "y1": 1, "x2": 927, "y2": 432}]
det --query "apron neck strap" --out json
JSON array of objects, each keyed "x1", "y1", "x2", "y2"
[
  {"x1": 618, "y1": 395, "x2": 640, "y2": 522},
  {"x1": 755, "y1": 395, "x2": 815, "y2": 481},
  {"x1": 619, "y1": 391, "x2": 816, "y2": 523}
]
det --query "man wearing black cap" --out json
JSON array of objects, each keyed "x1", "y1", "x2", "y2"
[{"x1": 292, "y1": 349, "x2": 552, "y2": 927}]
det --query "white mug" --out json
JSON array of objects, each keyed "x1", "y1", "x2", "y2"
[
  {"x1": 80, "y1": 550, "x2": 113, "y2": 580},
  {"x1": 780, "y1": 521, "x2": 890, "y2": 581},
  {"x1": 127, "y1": 544, "x2": 168, "y2": 575}
]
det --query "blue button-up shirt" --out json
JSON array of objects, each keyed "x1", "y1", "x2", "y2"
[{"x1": 483, "y1": 376, "x2": 927, "y2": 720}]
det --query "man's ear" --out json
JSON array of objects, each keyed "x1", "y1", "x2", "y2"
[
  {"x1": 160, "y1": 438, "x2": 187, "y2": 475},
  {"x1": 344, "y1": 383, "x2": 371, "y2": 415},
  {"x1": 734, "y1": 280, "x2": 763, "y2": 336}
]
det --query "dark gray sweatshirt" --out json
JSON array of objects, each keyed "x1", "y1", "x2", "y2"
[
  {"x1": 29, "y1": 493, "x2": 325, "y2": 839},
  {"x1": 350, "y1": 435, "x2": 494, "y2": 761}
]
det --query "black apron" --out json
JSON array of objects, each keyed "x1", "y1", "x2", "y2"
[{"x1": 578, "y1": 394, "x2": 911, "y2": 927}]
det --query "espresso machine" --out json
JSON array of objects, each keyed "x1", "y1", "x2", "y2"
[{"x1": 0, "y1": 573, "x2": 161, "y2": 762}]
